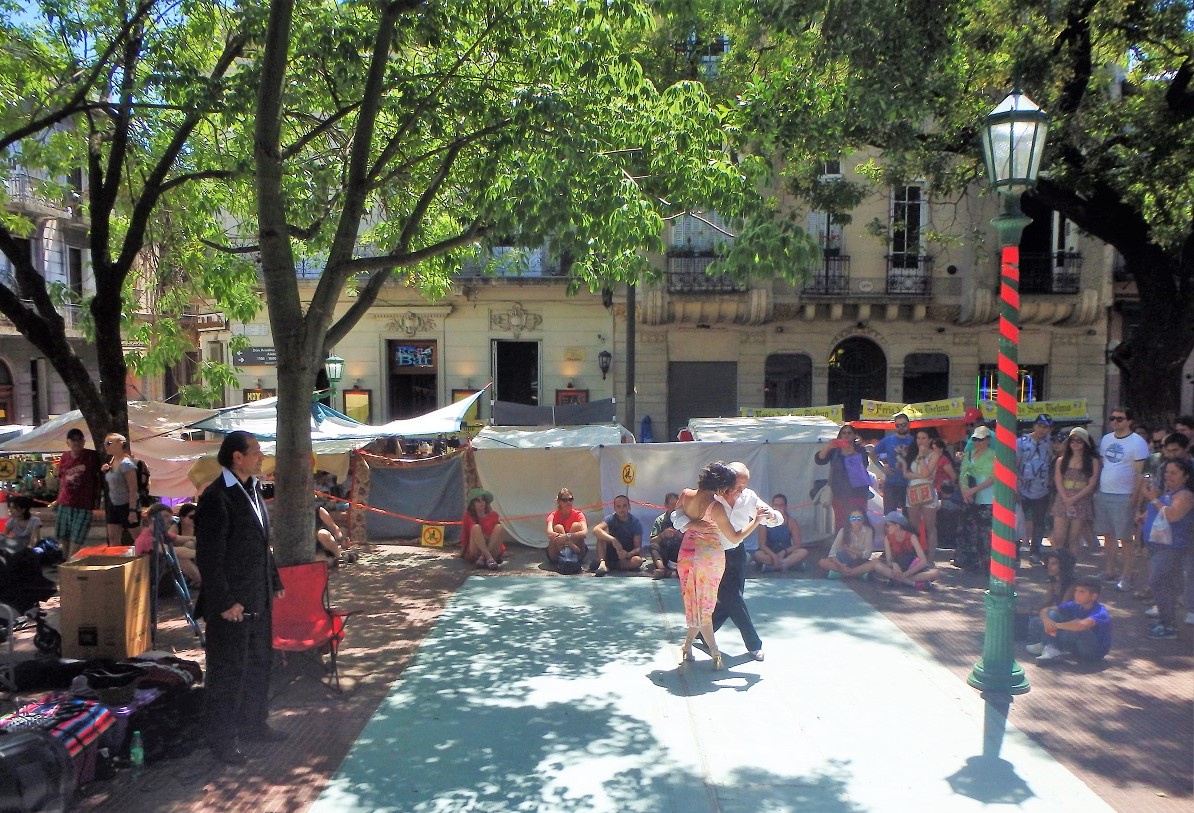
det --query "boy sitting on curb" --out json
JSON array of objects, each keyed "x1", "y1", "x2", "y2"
[{"x1": 1026, "y1": 574, "x2": 1112, "y2": 663}]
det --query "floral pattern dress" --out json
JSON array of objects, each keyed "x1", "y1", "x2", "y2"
[{"x1": 677, "y1": 499, "x2": 725, "y2": 628}]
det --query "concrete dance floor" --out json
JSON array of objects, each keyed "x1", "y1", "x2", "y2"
[{"x1": 311, "y1": 576, "x2": 1113, "y2": 813}]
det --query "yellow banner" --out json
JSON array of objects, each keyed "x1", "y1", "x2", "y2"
[
  {"x1": 979, "y1": 399, "x2": 1089, "y2": 421},
  {"x1": 859, "y1": 398, "x2": 964, "y2": 420},
  {"x1": 741, "y1": 405, "x2": 845, "y2": 422}
]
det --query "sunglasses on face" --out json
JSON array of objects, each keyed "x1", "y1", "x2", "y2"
[
  {"x1": 559, "y1": 497, "x2": 573, "y2": 502},
  {"x1": 849, "y1": 516, "x2": 864, "y2": 522}
]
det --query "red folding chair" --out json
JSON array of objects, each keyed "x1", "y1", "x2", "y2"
[{"x1": 272, "y1": 560, "x2": 355, "y2": 691}]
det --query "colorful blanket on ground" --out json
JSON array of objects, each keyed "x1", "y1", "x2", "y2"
[{"x1": 0, "y1": 696, "x2": 115, "y2": 757}]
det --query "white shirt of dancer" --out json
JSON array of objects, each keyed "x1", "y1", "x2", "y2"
[{"x1": 672, "y1": 487, "x2": 784, "y2": 550}]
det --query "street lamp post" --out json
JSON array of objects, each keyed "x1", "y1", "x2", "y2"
[
  {"x1": 968, "y1": 90, "x2": 1049, "y2": 697},
  {"x1": 324, "y1": 353, "x2": 344, "y2": 400}
]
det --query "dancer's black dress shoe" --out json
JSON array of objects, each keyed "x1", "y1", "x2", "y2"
[
  {"x1": 242, "y1": 725, "x2": 288, "y2": 743},
  {"x1": 211, "y1": 745, "x2": 249, "y2": 765}
]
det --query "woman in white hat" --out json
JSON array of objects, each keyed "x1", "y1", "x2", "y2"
[{"x1": 872, "y1": 511, "x2": 940, "y2": 588}]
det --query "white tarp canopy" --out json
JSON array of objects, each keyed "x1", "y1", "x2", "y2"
[
  {"x1": 474, "y1": 426, "x2": 832, "y2": 549},
  {"x1": 189, "y1": 390, "x2": 487, "y2": 442},
  {"x1": 0, "y1": 401, "x2": 218, "y2": 452},
  {"x1": 686, "y1": 415, "x2": 843, "y2": 444},
  {"x1": 471, "y1": 424, "x2": 631, "y2": 449}
]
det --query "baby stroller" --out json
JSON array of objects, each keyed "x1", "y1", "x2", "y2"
[{"x1": 0, "y1": 540, "x2": 63, "y2": 655}]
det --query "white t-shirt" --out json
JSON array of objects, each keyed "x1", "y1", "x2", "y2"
[{"x1": 1098, "y1": 431, "x2": 1149, "y2": 494}]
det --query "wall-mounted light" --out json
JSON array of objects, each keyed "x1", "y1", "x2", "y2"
[
  {"x1": 324, "y1": 353, "x2": 345, "y2": 396},
  {"x1": 598, "y1": 350, "x2": 613, "y2": 380}
]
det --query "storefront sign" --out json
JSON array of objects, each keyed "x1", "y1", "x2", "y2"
[
  {"x1": 860, "y1": 398, "x2": 965, "y2": 420},
  {"x1": 979, "y1": 399, "x2": 1089, "y2": 422},
  {"x1": 741, "y1": 405, "x2": 845, "y2": 422}
]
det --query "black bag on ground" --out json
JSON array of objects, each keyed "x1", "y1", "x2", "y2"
[{"x1": 0, "y1": 731, "x2": 75, "y2": 813}]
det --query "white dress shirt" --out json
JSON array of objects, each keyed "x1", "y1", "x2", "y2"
[{"x1": 672, "y1": 487, "x2": 784, "y2": 550}]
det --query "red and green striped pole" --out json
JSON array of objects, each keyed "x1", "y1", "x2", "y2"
[{"x1": 968, "y1": 193, "x2": 1031, "y2": 696}]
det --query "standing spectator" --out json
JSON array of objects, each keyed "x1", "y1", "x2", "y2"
[
  {"x1": 592, "y1": 495, "x2": 643, "y2": 575},
  {"x1": 753, "y1": 494, "x2": 807, "y2": 572},
  {"x1": 902, "y1": 429, "x2": 942, "y2": 559},
  {"x1": 872, "y1": 411, "x2": 915, "y2": 514},
  {"x1": 195, "y1": 430, "x2": 286, "y2": 766},
  {"x1": 1026, "y1": 575, "x2": 1112, "y2": 663},
  {"x1": 648, "y1": 492, "x2": 682, "y2": 579},
  {"x1": 1174, "y1": 415, "x2": 1194, "y2": 444},
  {"x1": 1096, "y1": 407, "x2": 1149, "y2": 590},
  {"x1": 813, "y1": 424, "x2": 872, "y2": 532},
  {"x1": 1049, "y1": 427, "x2": 1101, "y2": 558},
  {"x1": 1017, "y1": 414, "x2": 1055, "y2": 565},
  {"x1": 100, "y1": 433, "x2": 140, "y2": 546},
  {"x1": 1140, "y1": 457, "x2": 1193, "y2": 639},
  {"x1": 53, "y1": 427, "x2": 100, "y2": 558},
  {"x1": 545, "y1": 488, "x2": 588, "y2": 570},
  {"x1": 956, "y1": 425, "x2": 996, "y2": 572}
]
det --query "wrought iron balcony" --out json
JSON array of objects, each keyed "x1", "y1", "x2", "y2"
[
  {"x1": 666, "y1": 252, "x2": 747, "y2": 293},
  {"x1": 886, "y1": 255, "x2": 933, "y2": 296},
  {"x1": 801, "y1": 254, "x2": 850, "y2": 295},
  {"x1": 1018, "y1": 252, "x2": 1081, "y2": 294}
]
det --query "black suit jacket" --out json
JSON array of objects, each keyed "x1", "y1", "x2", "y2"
[{"x1": 195, "y1": 471, "x2": 282, "y2": 620}]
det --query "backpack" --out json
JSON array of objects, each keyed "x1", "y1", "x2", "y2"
[{"x1": 135, "y1": 458, "x2": 153, "y2": 507}]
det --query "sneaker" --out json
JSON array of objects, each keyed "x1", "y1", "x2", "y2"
[
  {"x1": 1186, "y1": 612, "x2": 1194, "y2": 626},
  {"x1": 1036, "y1": 644, "x2": 1063, "y2": 662},
  {"x1": 594, "y1": 561, "x2": 608, "y2": 577},
  {"x1": 1116, "y1": 578, "x2": 1132, "y2": 592},
  {"x1": 1024, "y1": 642, "x2": 1045, "y2": 656},
  {"x1": 1147, "y1": 624, "x2": 1178, "y2": 640},
  {"x1": 1145, "y1": 605, "x2": 1159, "y2": 618}
]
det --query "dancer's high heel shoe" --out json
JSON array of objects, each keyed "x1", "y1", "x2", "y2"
[
  {"x1": 711, "y1": 653, "x2": 724, "y2": 671},
  {"x1": 680, "y1": 645, "x2": 692, "y2": 664}
]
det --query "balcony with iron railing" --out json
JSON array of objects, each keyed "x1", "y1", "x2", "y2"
[
  {"x1": 801, "y1": 254, "x2": 851, "y2": 295},
  {"x1": 666, "y1": 251, "x2": 748, "y2": 293},
  {"x1": 1018, "y1": 251, "x2": 1081, "y2": 294},
  {"x1": 886, "y1": 254, "x2": 933, "y2": 296},
  {"x1": 5, "y1": 171, "x2": 84, "y2": 218}
]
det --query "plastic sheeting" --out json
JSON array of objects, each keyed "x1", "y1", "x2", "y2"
[
  {"x1": 0, "y1": 402, "x2": 218, "y2": 452},
  {"x1": 362, "y1": 455, "x2": 464, "y2": 542},
  {"x1": 472, "y1": 425, "x2": 629, "y2": 449},
  {"x1": 686, "y1": 416, "x2": 842, "y2": 444}
]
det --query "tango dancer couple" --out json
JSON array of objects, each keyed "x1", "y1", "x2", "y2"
[{"x1": 672, "y1": 461, "x2": 784, "y2": 669}]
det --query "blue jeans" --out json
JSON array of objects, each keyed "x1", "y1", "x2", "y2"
[
  {"x1": 1028, "y1": 610, "x2": 1104, "y2": 661},
  {"x1": 1149, "y1": 547, "x2": 1185, "y2": 627}
]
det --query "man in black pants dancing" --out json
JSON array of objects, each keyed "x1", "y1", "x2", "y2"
[{"x1": 677, "y1": 462, "x2": 783, "y2": 661}]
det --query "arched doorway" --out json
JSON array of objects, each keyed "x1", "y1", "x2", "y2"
[{"x1": 828, "y1": 337, "x2": 887, "y2": 421}]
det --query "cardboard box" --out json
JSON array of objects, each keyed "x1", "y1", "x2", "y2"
[{"x1": 58, "y1": 555, "x2": 150, "y2": 660}]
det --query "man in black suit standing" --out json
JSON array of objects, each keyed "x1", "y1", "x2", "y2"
[{"x1": 196, "y1": 430, "x2": 285, "y2": 765}]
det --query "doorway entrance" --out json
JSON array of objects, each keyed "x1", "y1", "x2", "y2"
[
  {"x1": 386, "y1": 339, "x2": 438, "y2": 420},
  {"x1": 492, "y1": 340, "x2": 539, "y2": 405},
  {"x1": 827, "y1": 337, "x2": 887, "y2": 421}
]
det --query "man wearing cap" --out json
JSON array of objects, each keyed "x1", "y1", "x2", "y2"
[
  {"x1": 1017, "y1": 414, "x2": 1055, "y2": 565},
  {"x1": 872, "y1": 411, "x2": 916, "y2": 515},
  {"x1": 1096, "y1": 407, "x2": 1149, "y2": 589},
  {"x1": 53, "y1": 427, "x2": 101, "y2": 558}
]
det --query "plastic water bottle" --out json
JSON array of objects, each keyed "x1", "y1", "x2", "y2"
[
  {"x1": 130, "y1": 730, "x2": 145, "y2": 777},
  {"x1": 559, "y1": 545, "x2": 576, "y2": 563}
]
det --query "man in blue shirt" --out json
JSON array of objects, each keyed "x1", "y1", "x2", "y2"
[
  {"x1": 592, "y1": 495, "x2": 643, "y2": 576},
  {"x1": 1026, "y1": 575, "x2": 1112, "y2": 663},
  {"x1": 872, "y1": 411, "x2": 915, "y2": 515},
  {"x1": 1017, "y1": 413, "x2": 1055, "y2": 565}
]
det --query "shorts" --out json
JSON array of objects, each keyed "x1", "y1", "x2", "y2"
[
  {"x1": 835, "y1": 550, "x2": 866, "y2": 567},
  {"x1": 894, "y1": 551, "x2": 921, "y2": 571},
  {"x1": 602, "y1": 540, "x2": 637, "y2": 568},
  {"x1": 105, "y1": 502, "x2": 138, "y2": 528},
  {"x1": 1094, "y1": 492, "x2": 1135, "y2": 540},
  {"x1": 55, "y1": 505, "x2": 94, "y2": 545}
]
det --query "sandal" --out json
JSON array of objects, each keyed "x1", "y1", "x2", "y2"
[{"x1": 487, "y1": 560, "x2": 500, "y2": 570}]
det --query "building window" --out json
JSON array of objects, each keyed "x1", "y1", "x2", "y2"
[
  {"x1": 764, "y1": 353, "x2": 812, "y2": 408},
  {"x1": 820, "y1": 160, "x2": 842, "y2": 177},
  {"x1": 889, "y1": 185, "x2": 925, "y2": 269},
  {"x1": 670, "y1": 211, "x2": 732, "y2": 252},
  {"x1": 977, "y1": 364, "x2": 1047, "y2": 403},
  {"x1": 806, "y1": 211, "x2": 843, "y2": 254},
  {"x1": 903, "y1": 353, "x2": 950, "y2": 404}
]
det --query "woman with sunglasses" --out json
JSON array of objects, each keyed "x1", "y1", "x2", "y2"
[
  {"x1": 1050, "y1": 427, "x2": 1101, "y2": 558},
  {"x1": 100, "y1": 432, "x2": 140, "y2": 546},
  {"x1": 956, "y1": 424, "x2": 997, "y2": 572},
  {"x1": 819, "y1": 508, "x2": 877, "y2": 579}
]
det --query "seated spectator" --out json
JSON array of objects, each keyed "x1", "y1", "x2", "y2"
[
  {"x1": 1026, "y1": 575, "x2": 1112, "y2": 662},
  {"x1": 649, "y1": 492, "x2": 682, "y2": 579},
  {"x1": 592, "y1": 494, "x2": 643, "y2": 576},
  {"x1": 819, "y1": 508, "x2": 877, "y2": 579},
  {"x1": 315, "y1": 501, "x2": 354, "y2": 565},
  {"x1": 134, "y1": 503, "x2": 202, "y2": 587},
  {"x1": 1, "y1": 495, "x2": 42, "y2": 551},
  {"x1": 752, "y1": 494, "x2": 807, "y2": 573},
  {"x1": 461, "y1": 487, "x2": 506, "y2": 570},
  {"x1": 546, "y1": 487, "x2": 588, "y2": 570},
  {"x1": 1016, "y1": 547, "x2": 1076, "y2": 639},
  {"x1": 871, "y1": 511, "x2": 940, "y2": 589}
]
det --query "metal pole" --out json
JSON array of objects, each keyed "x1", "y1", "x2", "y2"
[{"x1": 968, "y1": 192, "x2": 1031, "y2": 697}]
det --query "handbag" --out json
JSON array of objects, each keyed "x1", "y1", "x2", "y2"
[
  {"x1": 906, "y1": 481, "x2": 936, "y2": 507},
  {"x1": 1149, "y1": 508, "x2": 1173, "y2": 546},
  {"x1": 843, "y1": 452, "x2": 871, "y2": 489}
]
